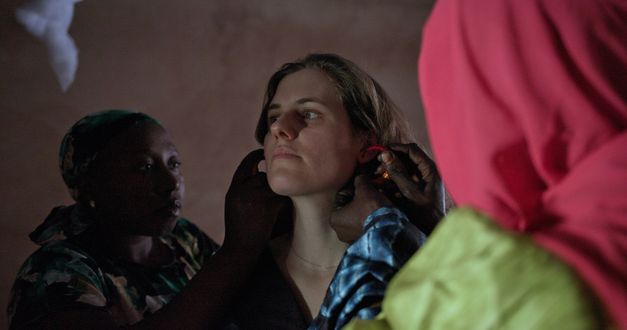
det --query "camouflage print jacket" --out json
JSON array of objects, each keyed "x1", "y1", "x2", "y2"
[{"x1": 7, "y1": 218, "x2": 218, "y2": 329}]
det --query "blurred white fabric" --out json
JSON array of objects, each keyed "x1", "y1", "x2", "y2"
[{"x1": 16, "y1": 0, "x2": 81, "y2": 92}]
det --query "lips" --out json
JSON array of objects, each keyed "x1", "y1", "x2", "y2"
[
  {"x1": 159, "y1": 200, "x2": 182, "y2": 217},
  {"x1": 272, "y1": 146, "x2": 299, "y2": 160}
]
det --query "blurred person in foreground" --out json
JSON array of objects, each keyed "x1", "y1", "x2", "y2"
[{"x1": 327, "y1": 0, "x2": 625, "y2": 328}]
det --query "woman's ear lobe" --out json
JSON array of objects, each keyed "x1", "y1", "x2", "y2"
[
  {"x1": 358, "y1": 150, "x2": 376, "y2": 164},
  {"x1": 358, "y1": 134, "x2": 378, "y2": 164}
]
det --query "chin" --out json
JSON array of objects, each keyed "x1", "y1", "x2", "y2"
[
  {"x1": 268, "y1": 176, "x2": 305, "y2": 196},
  {"x1": 269, "y1": 178, "x2": 341, "y2": 198},
  {"x1": 268, "y1": 167, "x2": 353, "y2": 197},
  {"x1": 154, "y1": 217, "x2": 179, "y2": 236}
]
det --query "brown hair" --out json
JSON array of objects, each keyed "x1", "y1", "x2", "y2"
[{"x1": 255, "y1": 53, "x2": 412, "y2": 144}]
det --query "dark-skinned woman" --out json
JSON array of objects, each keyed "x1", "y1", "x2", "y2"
[{"x1": 7, "y1": 110, "x2": 288, "y2": 329}]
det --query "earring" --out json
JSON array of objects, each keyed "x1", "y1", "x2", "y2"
[{"x1": 89, "y1": 200, "x2": 96, "y2": 208}]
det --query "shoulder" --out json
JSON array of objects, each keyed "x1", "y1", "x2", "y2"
[
  {"x1": 170, "y1": 218, "x2": 206, "y2": 239},
  {"x1": 8, "y1": 240, "x2": 108, "y2": 328},
  {"x1": 14, "y1": 240, "x2": 104, "y2": 287}
]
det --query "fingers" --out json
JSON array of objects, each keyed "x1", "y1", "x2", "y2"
[
  {"x1": 388, "y1": 143, "x2": 429, "y2": 162},
  {"x1": 386, "y1": 143, "x2": 438, "y2": 196},
  {"x1": 246, "y1": 171, "x2": 273, "y2": 191},
  {"x1": 330, "y1": 175, "x2": 391, "y2": 243},
  {"x1": 378, "y1": 151, "x2": 417, "y2": 197},
  {"x1": 377, "y1": 147, "x2": 432, "y2": 205},
  {"x1": 230, "y1": 149, "x2": 265, "y2": 184}
]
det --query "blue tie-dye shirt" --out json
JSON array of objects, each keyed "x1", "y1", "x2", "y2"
[{"x1": 310, "y1": 207, "x2": 426, "y2": 330}]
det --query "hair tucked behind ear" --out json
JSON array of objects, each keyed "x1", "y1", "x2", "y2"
[{"x1": 255, "y1": 53, "x2": 413, "y2": 145}]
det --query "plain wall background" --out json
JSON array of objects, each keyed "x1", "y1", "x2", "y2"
[{"x1": 0, "y1": 0, "x2": 434, "y2": 326}]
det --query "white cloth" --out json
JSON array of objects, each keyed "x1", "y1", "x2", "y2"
[{"x1": 16, "y1": 0, "x2": 81, "y2": 92}]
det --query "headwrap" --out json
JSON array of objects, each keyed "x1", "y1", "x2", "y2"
[
  {"x1": 419, "y1": 0, "x2": 626, "y2": 326},
  {"x1": 60, "y1": 110, "x2": 160, "y2": 194},
  {"x1": 31, "y1": 110, "x2": 160, "y2": 245}
]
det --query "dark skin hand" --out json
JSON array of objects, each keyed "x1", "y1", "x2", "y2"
[
  {"x1": 377, "y1": 143, "x2": 442, "y2": 234},
  {"x1": 223, "y1": 149, "x2": 292, "y2": 249},
  {"x1": 330, "y1": 143, "x2": 443, "y2": 243},
  {"x1": 33, "y1": 150, "x2": 290, "y2": 330},
  {"x1": 330, "y1": 174, "x2": 393, "y2": 243}
]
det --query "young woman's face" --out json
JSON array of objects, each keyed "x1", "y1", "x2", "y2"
[
  {"x1": 87, "y1": 122, "x2": 185, "y2": 236},
  {"x1": 263, "y1": 68, "x2": 366, "y2": 198}
]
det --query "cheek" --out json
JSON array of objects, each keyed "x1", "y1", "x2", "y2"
[
  {"x1": 321, "y1": 151, "x2": 359, "y2": 188},
  {"x1": 178, "y1": 177, "x2": 186, "y2": 201},
  {"x1": 99, "y1": 191, "x2": 139, "y2": 218},
  {"x1": 263, "y1": 135, "x2": 272, "y2": 162},
  {"x1": 94, "y1": 178, "x2": 147, "y2": 217},
  {"x1": 316, "y1": 129, "x2": 361, "y2": 163},
  {"x1": 319, "y1": 133, "x2": 363, "y2": 187}
]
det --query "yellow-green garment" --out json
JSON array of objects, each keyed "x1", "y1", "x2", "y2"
[{"x1": 345, "y1": 208, "x2": 604, "y2": 330}]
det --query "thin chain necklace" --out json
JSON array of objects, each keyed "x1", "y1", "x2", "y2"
[{"x1": 289, "y1": 247, "x2": 339, "y2": 271}]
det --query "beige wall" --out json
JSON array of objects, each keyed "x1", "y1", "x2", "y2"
[{"x1": 0, "y1": 0, "x2": 434, "y2": 325}]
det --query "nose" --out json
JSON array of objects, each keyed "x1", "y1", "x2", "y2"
[
  {"x1": 156, "y1": 166, "x2": 183, "y2": 197},
  {"x1": 269, "y1": 112, "x2": 302, "y2": 141}
]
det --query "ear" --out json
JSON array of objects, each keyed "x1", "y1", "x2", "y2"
[
  {"x1": 357, "y1": 133, "x2": 378, "y2": 164},
  {"x1": 73, "y1": 177, "x2": 96, "y2": 205}
]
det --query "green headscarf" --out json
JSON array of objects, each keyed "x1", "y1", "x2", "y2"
[
  {"x1": 31, "y1": 110, "x2": 161, "y2": 245},
  {"x1": 60, "y1": 109, "x2": 160, "y2": 197}
]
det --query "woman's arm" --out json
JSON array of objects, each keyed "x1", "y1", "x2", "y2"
[
  {"x1": 141, "y1": 150, "x2": 289, "y2": 329},
  {"x1": 26, "y1": 242, "x2": 272, "y2": 330},
  {"x1": 20, "y1": 150, "x2": 289, "y2": 330}
]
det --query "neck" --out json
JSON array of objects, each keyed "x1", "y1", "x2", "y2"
[
  {"x1": 112, "y1": 235, "x2": 157, "y2": 263},
  {"x1": 288, "y1": 194, "x2": 347, "y2": 270},
  {"x1": 89, "y1": 221, "x2": 167, "y2": 266}
]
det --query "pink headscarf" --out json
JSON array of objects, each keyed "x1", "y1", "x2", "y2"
[{"x1": 419, "y1": 0, "x2": 627, "y2": 326}]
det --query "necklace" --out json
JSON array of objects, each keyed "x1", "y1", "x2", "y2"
[{"x1": 290, "y1": 247, "x2": 339, "y2": 271}]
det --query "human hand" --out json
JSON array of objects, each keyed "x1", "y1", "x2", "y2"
[
  {"x1": 224, "y1": 149, "x2": 291, "y2": 250},
  {"x1": 330, "y1": 175, "x2": 392, "y2": 243},
  {"x1": 376, "y1": 143, "x2": 442, "y2": 234}
]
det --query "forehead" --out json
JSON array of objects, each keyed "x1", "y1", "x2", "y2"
[
  {"x1": 272, "y1": 68, "x2": 341, "y2": 104},
  {"x1": 97, "y1": 122, "x2": 175, "y2": 161}
]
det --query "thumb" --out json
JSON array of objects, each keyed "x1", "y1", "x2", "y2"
[
  {"x1": 379, "y1": 151, "x2": 430, "y2": 205},
  {"x1": 231, "y1": 149, "x2": 264, "y2": 185}
]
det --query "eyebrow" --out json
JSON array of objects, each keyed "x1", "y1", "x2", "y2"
[
  {"x1": 129, "y1": 145, "x2": 178, "y2": 156},
  {"x1": 267, "y1": 97, "x2": 326, "y2": 111}
]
